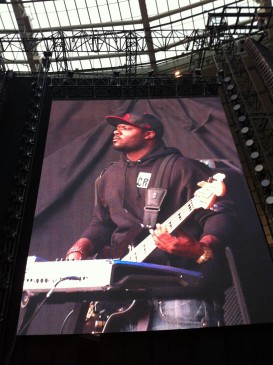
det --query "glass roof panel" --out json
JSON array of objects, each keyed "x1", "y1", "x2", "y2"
[
  {"x1": 108, "y1": 3, "x2": 121, "y2": 22},
  {"x1": 155, "y1": 1, "x2": 169, "y2": 14},
  {"x1": 97, "y1": 4, "x2": 111, "y2": 23},
  {"x1": 146, "y1": 0, "x2": 158, "y2": 17},
  {"x1": 0, "y1": 11, "x2": 9, "y2": 28},
  {"x1": 0, "y1": 0, "x2": 270, "y2": 75},
  {"x1": 127, "y1": 0, "x2": 141, "y2": 19},
  {"x1": 88, "y1": 4, "x2": 101, "y2": 24}
]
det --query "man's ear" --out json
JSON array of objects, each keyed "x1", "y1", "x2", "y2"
[{"x1": 144, "y1": 130, "x2": 156, "y2": 140}]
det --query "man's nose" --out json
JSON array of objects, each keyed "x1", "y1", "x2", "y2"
[{"x1": 114, "y1": 128, "x2": 121, "y2": 135}]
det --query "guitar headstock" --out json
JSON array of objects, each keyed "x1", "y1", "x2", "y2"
[{"x1": 193, "y1": 173, "x2": 226, "y2": 210}]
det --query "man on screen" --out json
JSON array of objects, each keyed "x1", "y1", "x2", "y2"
[{"x1": 65, "y1": 112, "x2": 237, "y2": 332}]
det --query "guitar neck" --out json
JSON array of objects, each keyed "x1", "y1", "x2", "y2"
[{"x1": 121, "y1": 197, "x2": 196, "y2": 262}]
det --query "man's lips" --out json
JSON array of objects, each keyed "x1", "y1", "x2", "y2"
[{"x1": 113, "y1": 137, "x2": 121, "y2": 142}]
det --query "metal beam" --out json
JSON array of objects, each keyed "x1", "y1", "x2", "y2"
[
  {"x1": 11, "y1": 0, "x2": 40, "y2": 72},
  {"x1": 139, "y1": 0, "x2": 158, "y2": 73}
]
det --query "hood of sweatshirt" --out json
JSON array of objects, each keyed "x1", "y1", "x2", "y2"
[{"x1": 121, "y1": 140, "x2": 181, "y2": 166}]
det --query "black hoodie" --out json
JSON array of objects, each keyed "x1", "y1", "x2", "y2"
[{"x1": 81, "y1": 140, "x2": 236, "y2": 274}]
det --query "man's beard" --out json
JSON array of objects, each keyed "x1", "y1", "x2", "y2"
[{"x1": 112, "y1": 143, "x2": 133, "y2": 153}]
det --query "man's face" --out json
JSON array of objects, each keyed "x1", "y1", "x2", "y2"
[{"x1": 112, "y1": 124, "x2": 149, "y2": 152}]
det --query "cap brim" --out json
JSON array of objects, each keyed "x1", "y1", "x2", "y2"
[{"x1": 106, "y1": 116, "x2": 134, "y2": 127}]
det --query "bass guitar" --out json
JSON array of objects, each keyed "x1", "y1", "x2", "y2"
[
  {"x1": 84, "y1": 173, "x2": 226, "y2": 333},
  {"x1": 97, "y1": 172, "x2": 226, "y2": 262}
]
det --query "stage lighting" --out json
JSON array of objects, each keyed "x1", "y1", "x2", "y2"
[
  {"x1": 14, "y1": 172, "x2": 27, "y2": 187},
  {"x1": 32, "y1": 88, "x2": 43, "y2": 98},
  {"x1": 230, "y1": 94, "x2": 238, "y2": 103},
  {"x1": 250, "y1": 150, "x2": 260, "y2": 162},
  {"x1": 22, "y1": 133, "x2": 35, "y2": 145},
  {"x1": 27, "y1": 110, "x2": 39, "y2": 121},
  {"x1": 42, "y1": 51, "x2": 52, "y2": 70},
  {"x1": 175, "y1": 70, "x2": 182, "y2": 78},
  {"x1": 233, "y1": 103, "x2": 241, "y2": 113},
  {"x1": 110, "y1": 71, "x2": 121, "y2": 87},
  {"x1": 10, "y1": 191, "x2": 24, "y2": 204},
  {"x1": 245, "y1": 138, "x2": 255, "y2": 150},
  {"x1": 31, "y1": 81, "x2": 43, "y2": 92},
  {"x1": 227, "y1": 83, "x2": 235, "y2": 92},
  {"x1": 224, "y1": 76, "x2": 231, "y2": 84},
  {"x1": 3, "y1": 225, "x2": 17, "y2": 239},
  {"x1": 31, "y1": 81, "x2": 38, "y2": 89},
  {"x1": 265, "y1": 195, "x2": 273, "y2": 221},
  {"x1": 254, "y1": 164, "x2": 272, "y2": 197},
  {"x1": 223, "y1": 76, "x2": 236, "y2": 92},
  {"x1": 266, "y1": 196, "x2": 273, "y2": 208},
  {"x1": 20, "y1": 145, "x2": 32, "y2": 158},
  {"x1": 30, "y1": 98, "x2": 40, "y2": 111},
  {"x1": 43, "y1": 51, "x2": 52, "y2": 58},
  {"x1": 6, "y1": 70, "x2": 15, "y2": 79},
  {"x1": 238, "y1": 115, "x2": 248, "y2": 127},
  {"x1": 260, "y1": 178, "x2": 271, "y2": 193},
  {"x1": 254, "y1": 163, "x2": 271, "y2": 193},
  {"x1": 240, "y1": 126, "x2": 252, "y2": 139},
  {"x1": 143, "y1": 70, "x2": 155, "y2": 87},
  {"x1": 194, "y1": 68, "x2": 202, "y2": 76},
  {"x1": 27, "y1": 123, "x2": 37, "y2": 132},
  {"x1": 192, "y1": 68, "x2": 202, "y2": 84},
  {"x1": 254, "y1": 163, "x2": 264, "y2": 175}
]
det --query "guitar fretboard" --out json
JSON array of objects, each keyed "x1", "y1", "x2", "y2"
[{"x1": 122, "y1": 197, "x2": 196, "y2": 262}]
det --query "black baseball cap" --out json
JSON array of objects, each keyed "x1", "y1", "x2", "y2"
[{"x1": 106, "y1": 112, "x2": 164, "y2": 139}]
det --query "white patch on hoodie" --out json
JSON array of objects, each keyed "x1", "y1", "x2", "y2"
[{"x1": 136, "y1": 172, "x2": 152, "y2": 188}]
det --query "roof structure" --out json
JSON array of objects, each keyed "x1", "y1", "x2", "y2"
[{"x1": 0, "y1": 0, "x2": 272, "y2": 76}]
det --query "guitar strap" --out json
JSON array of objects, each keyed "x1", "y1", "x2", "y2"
[
  {"x1": 138, "y1": 154, "x2": 178, "y2": 331},
  {"x1": 143, "y1": 154, "x2": 177, "y2": 228}
]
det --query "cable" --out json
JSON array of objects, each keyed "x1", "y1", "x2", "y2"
[
  {"x1": 59, "y1": 309, "x2": 75, "y2": 335},
  {"x1": 17, "y1": 276, "x2": 81, "y2": 336},
  {"x1": 3, "y1": 276, "x2": 81, "y2": 365}
]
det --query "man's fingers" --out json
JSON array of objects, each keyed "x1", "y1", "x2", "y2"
[{"x1": 155, "y1": 223, "x2": 167, "y2": 234}]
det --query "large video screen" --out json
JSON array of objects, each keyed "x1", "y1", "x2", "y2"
[{"x1": 17, "y1": 97, "x2": 273, "y2": 335}]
